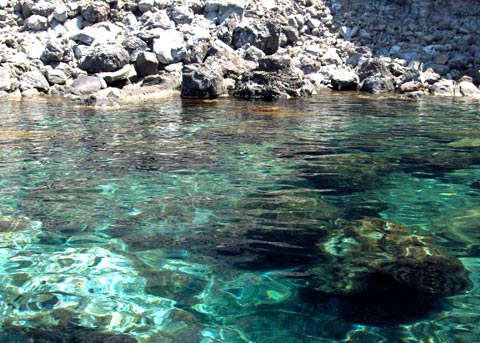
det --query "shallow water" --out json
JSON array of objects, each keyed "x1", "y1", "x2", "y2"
[{"x1": 0, "y1": 93, "x2": 479, "y2": 342}]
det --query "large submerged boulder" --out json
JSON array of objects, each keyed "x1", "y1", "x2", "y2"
[{"x1": 312, "y1": 217, "x2": 473, "y2": 297}]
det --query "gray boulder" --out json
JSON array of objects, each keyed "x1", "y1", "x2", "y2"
[
  {"x1": 257, "y1": 55, "x2": 292, "y2": 72},
  {"x1": 71, "y1": 75, "x2": 105, "y2": 94},
  {"x1": 456, "y1": 80, "x2": 480, "y2": 97},
  {"x1": 31, "y1": 0, "x2": 55, "y2": 17},
  {"x1": 233, "y1": 20, "x2": 281, "y2": 55},
  {"x1": 205, "y1": 0, "x2": 245, "y2": 24},
  {"x1": 171, "y1": 5, "x2": 194, "y2": 25},
  {"x1": 70, "y1": 26, "x2": 118, "y2": 46},
  {"x1": 41, "y1": 39, "x2": 72, "y2": 63},
  {"x1": 330, "y1": 68, "x2": 359, "y2": 91},
  {"x1": 135, "y1": 52, "x2": 159, "y2": 77},
  {"x1": 24, "y1": 14, "x2": 48, "y2": 31},
  {"x1": 122, "y1": 36, "x2": 148, "y2": 63},
  {"x1": 152, "y1": 30, "x2": 186, "y2": 65},
  {"x1": 19, "y1": 69, "x2": 49, "y2": 92},
  {"x1": 360, "y1": 74, "x2": 395, "y2": 93},
  {"x1": 45, "y1": 68, "x2": 68, "y2": 85},
  {"x1": 357, "y1": 57, "x2": 392, "y2": 81},
  {"x1": 0, "y1": 67, "x2": 12, "y2": 92},
  {"x1": 52, "y1": 3, "x2": 68, "y2": 23},
  {"x1": 79, "y1": 44, "x2": 130, "y2": 73},
  {"x1": 96, "y1": 64, "x2": 137, "y2": 84},
  {"x1": 181, "y1": 64, "x2": 225, "y2": 99}
]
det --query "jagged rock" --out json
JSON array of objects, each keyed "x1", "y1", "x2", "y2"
[
  {"x1": 244, "y1": 45, "x2": 265, "y2": 62},
  {"x1": 422, "y1": 68, "x2": 442, "y2": 84},
  {"x1": 122, "y1": 36, "x2": 148, "y2": 63},
  {"x1": 330, "y1": 68, "x2": 359, "y2": 90},
  {"x1": 81, "y1": 1, "x2": 109, "y2": 23},
  {"x1": 233, "y1": 19, "x2": 281, "y2": 55},
  {"x1": 96, "y1": 64, "x2": 137, "y2": 84},
  {"x1": 205, "y1": 0, "x2": 245, "y2": 24},
  {"x1": 41, "y1": 38, "x2": 72, "y2": 63},
  {"x1": 31, "y1": 0, "x2": 55, "y2": 17},
  {"x1": 361, "y1": 74, "x2": 395, "y2": 93},
  {"x1": 24, "y1": 14, "x2": 48, "y2": 31},
  {"x1": 181, "y1": 63, "x2": 225, "y2": 99},
  {"x1": 71, "y1": 75, "x2": 105, "y2": 94},
  {"x1": 152, "y1": 29, "x2": 186, "y2": 65},
  {"x1": 135, "y1": 51, "x2": 159, "y2": 77},
  {"x1": 313, "y1": 217, "x2": 473, "y2": 296},
  {"x1": 234, "y1": 71, "x2": 314, "y2": 100},
  {"x1": 184, "y1": 42, "x2": 209, "y2": 64},
  {"x1": 52, "y1": 3, "x2": 68, "y2": 23},
  {"x1": 64, "y1": 15, "x2": 83, "y2": 34},
  {"x1": 171, "y1": 5, "x2": 194, "y2": 25},
  {"x1": 79, "y1": 44, "x2": 129, "y2": 73},
  {"x1": 257, "y1": 55, "x2": 292, "y2": 72},
  {"x1": 357, "y1": 57, "x2": 392, "y2": 81},
  {"x1": 19, "y1": 69, "x2": 49, "y2": 92}
]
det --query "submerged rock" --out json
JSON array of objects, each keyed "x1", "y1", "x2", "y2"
[{"x1": 312, "y1": 217, "x2": 473, "y2": 296}]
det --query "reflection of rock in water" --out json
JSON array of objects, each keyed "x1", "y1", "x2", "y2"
[{"x1": 312, "y1": 217, "x2": 472, "y2": 297}]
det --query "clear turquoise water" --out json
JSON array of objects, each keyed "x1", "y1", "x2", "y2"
[{"x1": 0, "y1": 93, "x2": 479, "y2": 342}]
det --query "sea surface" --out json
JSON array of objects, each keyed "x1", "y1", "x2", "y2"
[{"x1": 0, "y1": 92, "x2": 479, "y2": 343}]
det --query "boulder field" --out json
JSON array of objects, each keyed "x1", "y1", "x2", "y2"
[{"x1": 0, "y1": 0, "x2": 479, "y2": 105}]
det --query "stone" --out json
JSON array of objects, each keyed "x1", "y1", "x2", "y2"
[
  {"x1": 137, "y1": 0, "x2": 154, "y2": 13},
  {"x1": 422, "y1": 68, "x2": 442, "y2": 84},
  {"x1": 357, "y1": 57, "x2": 392, "y2": 81},
  {"x1": 206, "y1": 0, "x2": 245, "y2": 24},
  {"x1": 456, "y1": 80, "x2": 480, "y2": 97},
  {"x1": 320, "y1": 48, "x2": 343, "y2": 66},
  {"x1": 0, "y1": 67, "x2": 12, "y2": 92},
  {"x1": 171, "y1": 5, "x2": 194, "y2": 25},
  {"x1": 19, "y1": 69, "x2": 49, "y2": 92},
  {"x1": 122, "y1": 36, "x2": 148, "y2": 63},
  {"x1": 184, "y1": 42, "x2": 209, "y2": 64},
  {"x1": 24, "y1": 14, "x2": 48, "y2": 31},
  {"x1": 244, "y1": 45, "x2": 265, "y2": 62},
  {"x1": 70, "y1": 26, "x2": 118, "y2": 46},
  {"x1": 181, "y1": 63, "x2": 225, "y2": 99},
  {"x1": 45, "y1": 68, "x2": 68, "y2": 85},
  {"x1": 31, "y1": 0, "x2": 56, "y2": 17},
  {"x1": 330, "y1": 68, "x2": 359, "y2": 91},
  {"x1": 257, "y1": 55, "x2": 292, "y2": 72},
  {"x1": 52, "y1": 3, "x2": 68, "y2": 23},
  {"x1": 152, "y1": 30, "x2": 186, "y2": 65},
  {"x1": 96, "y1": 64, "x2": 137, "y2": 84},
  {"x1": 84, "y1": 87, "x2": 122, "y2": 107},
  {"x1": 135, "y1": 51, "x2": 159, "y2": 77},
  {"x1": 313, "y1": 217, "x2": 473, "y2": 296},
  {"x1": 81, "y1": 1, "x2": 110, "y2": 23},
  {"x1": 360, "y1": 74, "x2": 395, "y2": 93},
  {"x1": 430, "y1": 79, "x2": 456, "y2": 96},
  {"x1": 64, "y1": 16, "x2": 83, "y2": 34},
  {"x1": 41, "y1": 39, "x2": 72, "y2": 63},
  {"x1": 233, "y1": 20, "x2": 281, "y2": 55},
  {"x1": 71, "y1": 75, "x2": 105, "y2": 94},
  {"x1": 399, "y1": 81, "x2": 422, "y2": 93},
  {"x1": 79, "y1": 44, "x2": 130, "y2": 73}
]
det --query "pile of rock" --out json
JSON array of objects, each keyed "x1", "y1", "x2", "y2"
[{"x1": 0, "y1": 0, "x2": 478, "y2": 105}]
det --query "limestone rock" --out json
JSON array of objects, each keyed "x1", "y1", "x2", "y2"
[
  {"x1": 361, "y1": 74, "x2": 395, "y2": 93},
  {"x1": 79, "y1": 44, "x2": 130, "y2": 73},
  {"x1": 41, "y1": 39, "x2": 72, "y2": 63},
  {"x1": 0, "y1": 67, "x2": 12, "y2": 92},
  {"x1": 456, "y1": 80, "x2": 480, "y2": 97}
]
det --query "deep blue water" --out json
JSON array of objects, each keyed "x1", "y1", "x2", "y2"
[{"x1": 0, "y1": 93, "x2": 479, "y2": 343}]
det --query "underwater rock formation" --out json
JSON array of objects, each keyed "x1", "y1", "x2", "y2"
[{"x1": 312, "y1": 217, "x2": 473, "y2": 296}]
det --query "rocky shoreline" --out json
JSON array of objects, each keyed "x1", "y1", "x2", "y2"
[{"x1": 0, "y1": 0, "x2": 479, "y2": 106}]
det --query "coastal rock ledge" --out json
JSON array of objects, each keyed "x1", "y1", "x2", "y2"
[{"x1": 0, "y1": 0, "x2": 479, "y2": 104}]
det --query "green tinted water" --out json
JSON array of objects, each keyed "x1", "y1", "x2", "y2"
[{"x1": 0, "y1": 93, "x2": 479, "y2": 342}]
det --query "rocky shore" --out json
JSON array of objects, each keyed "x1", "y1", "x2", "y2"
[{"x1": 0, "y1": 0, "x2": 479, "y2": 105}]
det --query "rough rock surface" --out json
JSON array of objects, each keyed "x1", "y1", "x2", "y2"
[{"x1": 0, "y1": 0, "x2": 477, "y2": 103}]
